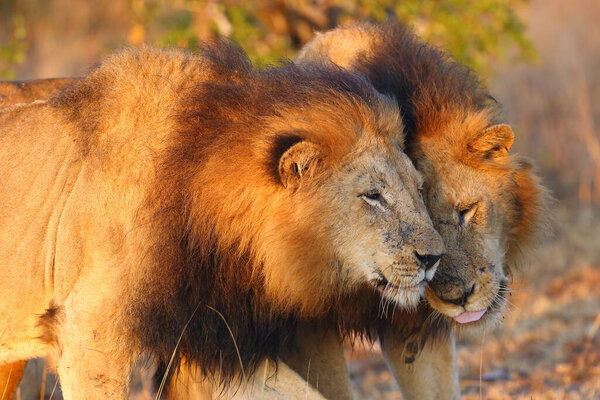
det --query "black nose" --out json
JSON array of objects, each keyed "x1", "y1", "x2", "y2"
[
  {"x1": 439, "y1": 283, "x2": 475, "y2": 307},
  {"x1": 415, "y1": 252, "x2": 442, "y2": 271}
]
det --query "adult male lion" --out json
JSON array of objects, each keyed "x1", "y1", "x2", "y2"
[
  {"x1": 0, "y1": 41, "x2": 444, "y2": 399},
  {"x1": 287, "y1": 22, "x2": 548, "y2": 399},
  {"x1": 0, "y1": 24, "x2": 548, "y2": 399}
]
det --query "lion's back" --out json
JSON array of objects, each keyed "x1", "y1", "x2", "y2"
[{"x1": 0, "y1": 78, "x2": 75, "y2": 109}]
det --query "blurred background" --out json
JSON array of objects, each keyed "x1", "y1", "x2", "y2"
[{"x1": 1, "y1": 0, "x2": 599, "y2": 399}]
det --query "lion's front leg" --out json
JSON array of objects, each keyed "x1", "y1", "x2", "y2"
[
  {"x1": 52, "y1": 306, "x2": 137, "y2": 400},
  {"x1": 160, "y1": 358, "x2": 327, "y2": 400},
  {"x1": 380, "y1": 326, "x2": 461, "y2": 400},
  {"x1": 281, "y1": 321, "x2": 354, "y2": 400},
  {"x1": 169, "y1": 322, "x2": 351, "y2": 400},
  {"x1": 57, "y1": 338, "x2": 134, "y2": 399}
]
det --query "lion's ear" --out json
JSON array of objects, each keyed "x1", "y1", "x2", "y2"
[
  {"x1": 468, "y1": 124, "x2": 515, "y2": 160},
  {"x1": 278, "y1": 141, "x2": 322, "y2": 189}
]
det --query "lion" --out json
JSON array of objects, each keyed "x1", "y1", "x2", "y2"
[
  {"x1": 297, "y1": 20, "x2": 547, "y2": 328},
  {"x1": 285, "y1": 22, "x2": 548, "y2": 399},
  {"x1": 0, "y1": 24, "x2": 548, "y2": 400},
  {"x1": 159, "y1": 23, "x2": 547, "y2": 400},
  {"x1": 0, "y1": 41, "x2": 445, "y2": 399}
]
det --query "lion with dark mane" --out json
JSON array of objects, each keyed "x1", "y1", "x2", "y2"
[
  {"x1": 0, "y1": 41, "x2": 444, "y2": 398},
  {"x1": 279, "y1": 22, "x2": 548, "y2": 399}
]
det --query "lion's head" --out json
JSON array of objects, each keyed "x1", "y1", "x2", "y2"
[
  {"x1": 274, "y1": 130, "x2": 445, "y2": 311},
  {"x1": 167, "y1": 53, "x2": 445, "y2": 316},
  {"x1": 414, "y1": 118, "x2": 546, "y2": 328},
  {"x1": 296, "y1": 23, "x2": 548, "y2": 329}
]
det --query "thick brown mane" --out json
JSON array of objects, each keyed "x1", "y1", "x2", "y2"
[
  {"x1": 48, "y1": 41, "x2": 402, "y2": 383},
  {"x1": 299, "y1": 23, "x2": 494, "y2": 142},
  {"x1": 291, "y1": 24, "x2": 550, "y2": 357}
]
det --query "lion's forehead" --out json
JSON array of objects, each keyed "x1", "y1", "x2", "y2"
[
  {"x1": 426, "y1": 161, "x2": 492, "y2": 207},
  {"x1": 340, "y1": 142, "x2": 408, "y2": 174}
]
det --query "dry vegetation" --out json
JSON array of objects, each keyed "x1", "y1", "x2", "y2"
[{"x1": 4, "y1": 0, "x2": 599, "y2": 399}]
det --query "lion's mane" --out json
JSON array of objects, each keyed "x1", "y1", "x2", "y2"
[{"x1": 294, "y1": 23, "x2": 549, "y2": 350}]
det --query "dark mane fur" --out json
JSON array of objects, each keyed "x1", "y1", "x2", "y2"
[
  {"x1": 296, "y1": 22, "x2": 547, "y2": 346},
  {"x1": 340, "y1": 23, "x2": 495, "y2": 144},
  {"x1": 140, "y1": 44, "x2": 381, "y2": 382}
]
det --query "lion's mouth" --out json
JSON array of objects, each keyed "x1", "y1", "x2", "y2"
[
  {"x1": 374, "y1": 273, "x2": 388, "y2": 288},
  {"x1": 425, "y1": 281, "x2": 509, "y2": 325},
  {"x1": 375, "y1": 280, "x2": 427, "y2": 300}
]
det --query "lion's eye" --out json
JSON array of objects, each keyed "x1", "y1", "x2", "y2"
[
  {"x1": 458, "y1": 203, "x2": 478, "y2": 227},
  {"x1": 364, "y1": 191, "x2": 381, "y2": 200},
  {"x1": 360, "y1": 190, "x2": 383, "y2": 206}
]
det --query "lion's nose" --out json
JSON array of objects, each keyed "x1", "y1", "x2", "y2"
[
  {"x1": 439, "y1": 283, "x2": 475, "y2": 307},
  {"x1": 415, "y1": 252, "x2": 442, "y2": 271}
]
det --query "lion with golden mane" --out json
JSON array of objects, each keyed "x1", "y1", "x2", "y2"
[
  {"x1": 0, "y1": 41, "x2": 445, "y2": 399},
  {"x1": 280, "y1": 22, "x2": 548, "y2": 399}
]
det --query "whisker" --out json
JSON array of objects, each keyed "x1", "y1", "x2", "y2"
[{"x1": 504, "y1": 298, "x2": 523, "y2": 314}]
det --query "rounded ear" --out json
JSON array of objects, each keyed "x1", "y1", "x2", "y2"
[
  {"x1": 468, "y1": 124, "x2": 515, "y2": 160},
  {"x1": 278, "y1": 141, "x2": 322, "y2": 189}
]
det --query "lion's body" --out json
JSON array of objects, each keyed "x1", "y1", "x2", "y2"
[{"x1": 0, "y1": 42, "x2": 444, "y2": 399}]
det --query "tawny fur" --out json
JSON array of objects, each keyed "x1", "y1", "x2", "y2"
[
  {"x1": 161, "y1": 24, "x2": 549, "y2": 399},
  {"x1": 0, "y1": 25, "x2": 549, "y2": 399},
  {"x1": 0, "y1": 78, "x2": 76, "y2": 108}
]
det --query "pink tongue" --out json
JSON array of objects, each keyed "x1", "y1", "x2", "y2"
[{"x1": 453, "y1": 308, "x2": 487, "y2": 324}]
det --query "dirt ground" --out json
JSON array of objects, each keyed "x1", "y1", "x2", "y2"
[{"x1": 12, "y1": 205, "x2": 600, "y2": 399}]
